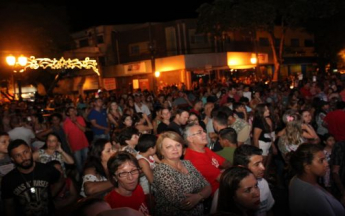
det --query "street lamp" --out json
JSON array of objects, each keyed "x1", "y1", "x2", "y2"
[{"x1": 6, "y1": 55, "x2": 28, "y2": 101}]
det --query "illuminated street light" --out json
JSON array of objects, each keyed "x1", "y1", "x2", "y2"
[
  {"x1": 6, "y1": 55, "x2": 28, "y2": 101},
  {"x1": 154, "y1": 71, "x2": 160, "y2": 78}
]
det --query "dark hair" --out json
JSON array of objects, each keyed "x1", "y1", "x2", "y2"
[
  {"x1": 69, "y1": 197, "x2": 108, "y2": 216},
  {"x1": 136, "y1": 134, "x2": 157, "y2": 153},
  {"x1": 254, "y1": 103, "x2": 271, "y2": 132},
  {"x1": 119, "y1": 114, "x2": 132, "y2": 129},
  {"x1": 289, "y1": 144, "x2": 324, "y2": 175},
  {"x1": 232, "y1": 102, "x2": 243, "y2": 111},
  {"x1": 219, "y1": 127, "x2": 237, "y2": 145},
  {"x1": 41, "y1": 132, "x2": 61, "y2": 149},
  {"x1": 0, "y1": 131, "x2": 9, "y2": 137},
  {"x1": 107, "y1": 151, "x2": 140, "y2": 187},
  {"x1": 218, "y1": 106, "x2": 234, "y2": 117},
  {"x1": 117, "y1": 127, "x2": 139, "y2": 146},
  {"x1": 8, "y1": 139, "x2": 30, "y2": 156},
  {"x1": 83, "y1": 139, "x2": 110, "y2": 178},
  {"x1": 217, "y1": 167, "x2": 254, "y2": 214},
  {"x1": 49, "y1": 113, "x2": 62, "y2": 122},
  {"x1": 174, "y1": 109, "x2": 189, "y2": 119},
  {"x1": 233, "y1": 145, "x2": 263, "y2": 167},
  {"x1": 65, "y1": 106, "x2": 75, "y2": 116},
  {"x1": 10, "y1": 116, "x2": 21, "y2": 127},
  {"x1": 214, "y1": 112, "x2": 228, "y2": 127}
]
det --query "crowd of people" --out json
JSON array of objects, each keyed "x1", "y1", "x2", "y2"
[{"x1": 1, "y1": 73, "x2": 345, "y2": 216}]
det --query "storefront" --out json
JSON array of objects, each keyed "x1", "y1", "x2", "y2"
[{"x1": 104, "y1": 51, "x2": 269, "y2": 92}]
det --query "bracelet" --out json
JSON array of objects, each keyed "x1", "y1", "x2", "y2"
[{"x1": 198, "y1": 192, "x2": 205, "y2": 202}]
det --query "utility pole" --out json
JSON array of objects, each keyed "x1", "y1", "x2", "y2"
[{"x1": 149, "y1": 22, "x2": 156, "y2": 93}]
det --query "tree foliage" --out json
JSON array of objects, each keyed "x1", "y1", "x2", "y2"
[
  {"x1": 0, "y1": 0, "x2": 72, "y2": 57},
  {"x1": 0, "y1": 0, "x2": 73, "y2": 91},
  {"x1": 197, "y1": 0, "x2": 345, "y2": 80}
]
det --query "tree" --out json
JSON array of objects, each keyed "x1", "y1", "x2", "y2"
[
  {"x1": 0, "y1": 0, "x2": 73, "y2": 94},
  {"x1": 196, "y1": 0, "x2": 342, "y2": 81}
]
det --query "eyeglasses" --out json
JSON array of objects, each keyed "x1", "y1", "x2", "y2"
[
  {"x1": 190, "y1": 130, "x2": 206, "y2": 137},
  {"x1": 116, "y1": 168, "x2": 141, "y2": 178}
]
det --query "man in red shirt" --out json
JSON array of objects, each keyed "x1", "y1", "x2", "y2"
[
  {"x1": 324, "y1": 101, "x2": 345, "y2": 142},
  {"x1": 63, "y1": 107, "x2": 89, "y2": 174},
  {"x1": 184, "y1": 124, "x2": 231, "y2": 194}
]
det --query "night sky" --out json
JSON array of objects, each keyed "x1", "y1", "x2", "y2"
[{"x1": 67, "y1": 0, "x2": 212, "y2": 31}]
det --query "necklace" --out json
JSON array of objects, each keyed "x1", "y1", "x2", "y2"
[{"x1": 18, "y1": 168, "x2": 36, "y2": 194}]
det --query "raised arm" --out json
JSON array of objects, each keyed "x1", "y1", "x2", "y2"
[{"x1": 82, "y1": 168, "x2": 113, "y2": 197}]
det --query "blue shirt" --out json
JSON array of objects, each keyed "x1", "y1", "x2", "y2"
[{"x1": 88, "y1": 109, "x2": 108, "y2": 135}]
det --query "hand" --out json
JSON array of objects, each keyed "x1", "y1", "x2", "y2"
[
  {"x1": 143, "y1": 113, "x2": 148, "y2": 119},
  {"x1": 71, "y1": 116, "x2": 77, "y2": 123},
  {"x1": 239, "y1": 106, "x2": 246, "y2": 113},
  {"x1": 181, "y1": 193, "x2": 200, "y2": 210},
  {"x1": 301, "y1": 123, "x2": 308, "y2": 130},
  {"x1": 56, "y1": 142, "x2": 63, "y2": 153}
]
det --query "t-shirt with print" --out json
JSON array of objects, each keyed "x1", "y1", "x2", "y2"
[
  {"x1": 1, "y1": 162, "x2": 60, "y2": 216},
  {"x1": 0, "y1": 155, "x2": 14, "y2": 213},
  {"x1": 184, "y1": 148, "x2": 225, "y2": 194},
  {"x1": 104, "y1": 184, "x2": 149, "y2": 215}
]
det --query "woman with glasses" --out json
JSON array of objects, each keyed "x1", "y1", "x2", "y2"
[
  {"x1": 153, "y1": 131, "x2": 212, "y2": 216},
  {"x1": 80, "y1": 139, "x2": 116, "y2": 197},
  {"x1": 105, "y1": 151, "x2": 150, "y2": 215}
]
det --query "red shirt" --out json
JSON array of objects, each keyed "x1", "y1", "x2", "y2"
[
  {"x1": 324, "y1": 110, "x2": 345, "y2": 141},
  {"x1": 63, "y1": 117, "x2": 89, "y2": 152},
  {"x1": 300, "y1": 87, "x2": 312, "y2": 99},
  {"x1": 184, "y1": 148, "x2": 225, "y2": 194},
  {"x1": 104, "y1": 185, "x2": 149, "y2": 215}
]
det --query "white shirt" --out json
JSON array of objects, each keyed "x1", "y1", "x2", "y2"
[
  {"x1": 256, "y1": 178, "x2": 275, "y2": 216},
  {"x1": 134, "y1": 103, "x2": 151, "y2": 116},
  {"x1": 8, "y1": 127, "x2": 35, "y2": 146}
]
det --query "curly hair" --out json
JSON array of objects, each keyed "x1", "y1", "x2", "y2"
[{"x1": 281, "y1": 120, "x2": 304, "y2": 146}]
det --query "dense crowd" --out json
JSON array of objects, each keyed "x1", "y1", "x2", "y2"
[{"x1": 1, "y1": 74, "x2": 345, "y2": 216}]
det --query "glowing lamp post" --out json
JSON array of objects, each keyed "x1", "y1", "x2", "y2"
[{"x1": 6, "y1": 55, "x2": 28, "y2": 101}]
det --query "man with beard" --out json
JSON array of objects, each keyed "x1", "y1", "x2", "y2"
[{"x1": 1, "y1": 139, "x2": 63, "y2": 216}]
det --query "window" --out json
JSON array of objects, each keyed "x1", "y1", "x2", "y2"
[
  {"x1": 259, "y1": 37, "x2": 269, "y2": 46},
  {"x1": 129, "y1": 45, "x2": 140, "y2": 56},
  {"x1": 304, "y1": 39, "x2": 314, "y2": 47},
  {"x1": 291, "y1": 39, "x2": 299, "y2": 47},
  {"x1": 79, "y1": 39, "x2": 89, "y2": 47},
  {"x1": 189, "y1": 29, "x2": 208, "y2": 44},
  {"x1": 191, "y1": 34, "x2": 206, "y2": 44},
  {"x1": 97, "y1": 35, "x2": 104, "y2": 44}
]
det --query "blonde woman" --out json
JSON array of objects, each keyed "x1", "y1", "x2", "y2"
[
  {"x1": 107, "y1": 102, "x2": 122, "y2": 131},
  {"x1": 153, "y1": 131, "x2": 211, "y2": 216},
  {"x1": 277, "y1": 111, "x2": 318, "y2": 162}
]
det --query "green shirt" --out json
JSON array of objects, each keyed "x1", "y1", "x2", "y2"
[{"x1": 216, "y1": 147, "x2": 236, "y2": 164}]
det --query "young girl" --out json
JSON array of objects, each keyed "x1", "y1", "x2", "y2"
[{"x1": 136, "y1": 134, "x2": 157, "y2": 207}]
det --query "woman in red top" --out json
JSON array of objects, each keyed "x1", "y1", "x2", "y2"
[{"x1": 105, "y1": 152, "x2": 150, "y2": 215}]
